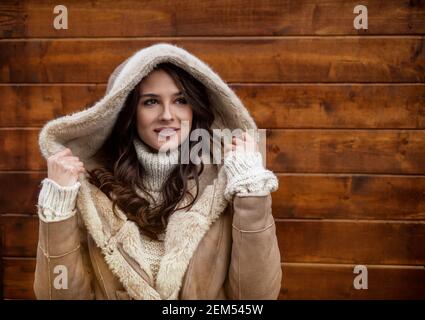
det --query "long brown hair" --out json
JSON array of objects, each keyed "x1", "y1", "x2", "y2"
[{"x1": 87, "y1": 62, "x2": 216, "y2": 241}]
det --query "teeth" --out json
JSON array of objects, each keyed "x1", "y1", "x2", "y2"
[{"x1": 158, "y1": 128, "x2": 177, "y2": 137}]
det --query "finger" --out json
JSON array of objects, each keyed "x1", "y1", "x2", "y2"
[
  {"x1": 241, "y1": 132, "x2": 251, "y2": 140},
  {"x1": 243, "y1": 132, "x2": 255, "y2": 143},
  {"x1": 232, "y1": 136, "x2": 244, "y2": 144},
  {"x1": 234, "y1": 138, "x2": 248, "y2": 151},
  {"x1": 223, "y1": 143, "x2": 235, "y2": 157},
  {"x1": 58, "y1": 156, "x2": 81, "y2": 162},
  {"x1": 52, "y1": 148, "x2": 72, "y2": 160},
  {"x1": 58, "y1": 148, "x2": 72, "y2": 156},
  {"x1": 57, "y1": 160, "x2": 84, "y2": 169},
  {"x1": 68, "y1": 166, "x2": 85, "y2": 175},
  {"x1": 73, "y1": 161, "x2": 85, "y2": 167},
  {"x1": 78, "y1": 166, "x2": 86, "y2": 172},
  {"x1": 50, "y1": 149, "x2": 67, "y2": 160},
  {"x1": 233, "y1": 138, "x2": 257, "y2": 152},
  {"x1": 223, "y1": 142, "x2": 233, "y2": 153},
  {"x1": 55, "y1": 160, "x2": 81, "y2": 168}
]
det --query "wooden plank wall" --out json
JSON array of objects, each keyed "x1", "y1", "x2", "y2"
[{"x1": 0, "y1": 0, "x2": 424, "y2": 299}]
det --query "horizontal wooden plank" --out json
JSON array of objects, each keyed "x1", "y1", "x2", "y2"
[
  {"x1": 1, "y1": 0, "x2": 424, "y2": 38},
  {"x1": 2, "y1": 215, "x2": 425, "y2": 265},
  {"x1": 1, "y1": 38, "x2": 424, "y2": 83},
  {"x1": 280, "y1": 263, "x2": 425, "y2": 299},
  {"x1": 3, "y1": 258, "x2": 425, "y2": 299},
  {"x1": 1, "y1": 84, "x2": 425, "y2": 129},
  {"x1": 2, "y1": 128, "x2": 425, "y2": 174},
  {"x1": 3, "y1": 258, "x2": 35, "y2": 300},
  {"x1": 0, "y1": 173, "x2": 44, "y2": 214},
  {"x1": 2, "y1": 173, "x2": 425, "y2": 220},
  {"x1": 266, "y1": 129, "x2": 425, "y2": 174},
  {"x1": 276, "y1": 220, "x2": 425, "y2": 265},
  {"x1": 234, "y1": 84, "x2": 425, "y2": 129},
  {"x1": 0, "y1": 129, "x2": 41, "y2": 171},
  {"x1": 1, "y1": 215, "x2": 38, "y2": 257},
  {"x1": 273, "y1": 174, "x2": 425, "y2": 220},
  {"x1": 0, "y1": 84, "x2": 106, "y2": 127}
]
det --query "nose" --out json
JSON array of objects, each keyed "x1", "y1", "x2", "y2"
[{"x1": 159, "y1": 102, "x2": 173, "y2": 121}]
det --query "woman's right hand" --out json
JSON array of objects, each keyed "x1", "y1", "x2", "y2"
[{"x1": 47, "y1": 148, "x2": 86, "y2": 187}]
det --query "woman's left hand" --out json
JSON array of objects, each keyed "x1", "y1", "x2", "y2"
[{"x1": 223, "y1": 131, "x2": 259, "y2": 159}]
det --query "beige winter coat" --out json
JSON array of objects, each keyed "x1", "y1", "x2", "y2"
[{"x1": 34, "y1": 43, "x2": 282, "y2": 300}]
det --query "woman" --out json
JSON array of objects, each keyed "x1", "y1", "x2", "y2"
[{"x1": 34, "y1": 43, "x2": 282, "y2": 300}]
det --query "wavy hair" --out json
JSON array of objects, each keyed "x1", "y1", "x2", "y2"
[{"x1": 87, "y1": 62, "x2": 216, "y2": 241}]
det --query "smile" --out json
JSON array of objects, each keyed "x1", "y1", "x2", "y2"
[{"x1": 154, "y1": 128, "x2": 179, "y2": 137}]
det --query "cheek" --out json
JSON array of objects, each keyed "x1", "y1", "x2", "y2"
[
  {"x1": 137, "y1": 108, "x2": 156, "y2": 129},
  {"x1": 178, "y1": 106, "x2": 193, "y2": 122},
  {"x1": 136, "y1": 111, "x2": 157, "y2": 141}
]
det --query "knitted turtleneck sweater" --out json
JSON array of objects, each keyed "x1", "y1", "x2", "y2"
[
  {"x1": 131, "y1": 137, "x2": 180, "y2": 282},
  {"x1": 132, "y1": 137, "x2": 179, "y2": 206}
]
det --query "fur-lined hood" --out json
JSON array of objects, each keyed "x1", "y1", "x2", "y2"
[{"x1": 37, "y1": 43, "x2": 261, "y2": 300}]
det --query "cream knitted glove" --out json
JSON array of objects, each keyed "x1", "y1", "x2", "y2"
[
  {"x1": 223, "y1": 150, "x2": 278, "y2": 201},
  {"x1": 36, "y1": 178, "x2": 81, "y2": 222}
]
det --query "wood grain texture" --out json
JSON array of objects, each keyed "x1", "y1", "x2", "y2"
[
  {"x1": 0, "y1": 222, "x2": 3, "y2": 299},
  {"x1": 2, "y1": 129, "x2": 425, "y2": 174},
  {"x1": 3, "y1": 259, "x2": 424, "y2": 300},
  {"x1": 0, "y1": 0, "x2": 424, "y2": 37},
  {"x1": 1, "y1": 173, "x2": 424, "y2": 220},
  {"x1": 233, "y1": 84, "x2": 425, "y2": 129},
  {"x1": 0, "y1": 129, "x2": 41, "y2": 171},
  {"x1": 0, "y1": 215, "x2": 38, "y2": 257},
  {"x1": 3, "y1": 258, "x2": 35, "y2": 300},
  {"x1": 0, "y1": 85, "x2": 106, "y2": 127},
  {"x1": 279, "y1": 263, "x2": 425, "y2": 300},
  {"x1": 2, "y1": 215, "x2": 424, "y2": 266},
  {"x1": 0, "y1": 172, "x2": 45, "y2": 215},
  {"x1": 1, "y1": 84, "x2": 424, "y2": 129},
  {"x1": 273, "y1": 174, "x2": 425, "y2": 220},
  {"x1": 266, "y1": 129, "x2": 425, "y2": 174},
  {"x1": 276, "y1": 220, "x2": 425, "y2": 265},
  {"x1": 1, "y1": 38, "x2": 424, "y2": 83}
]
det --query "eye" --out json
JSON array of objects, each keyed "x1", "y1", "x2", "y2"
[
  {"x1": 176, "y1": 97, "x2": 188, "y2": 104},
  {"x1": 143, "y1": 98, "x2": 158, "y2": 106}
]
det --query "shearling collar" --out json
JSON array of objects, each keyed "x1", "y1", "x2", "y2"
[{"x1": 76, "y1": 161, "x2": 228, "y2": 300}]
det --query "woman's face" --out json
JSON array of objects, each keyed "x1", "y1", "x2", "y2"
[{"x1": 136, "y1": 69, "x2": 193, "y2": 152}]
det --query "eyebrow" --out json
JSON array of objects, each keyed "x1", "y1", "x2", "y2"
[{"x1": 140, "y1": 91, "x2": 183, "y2": 98}]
